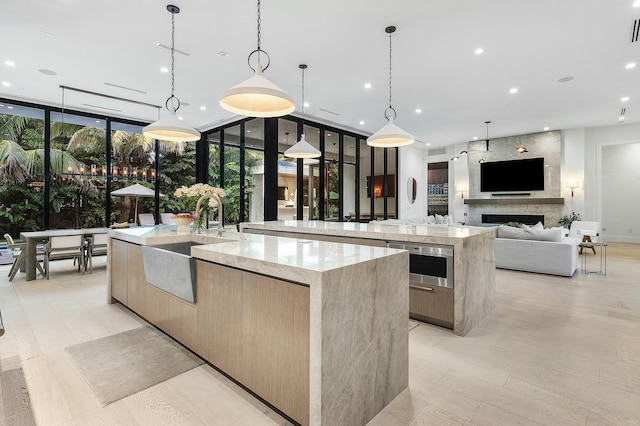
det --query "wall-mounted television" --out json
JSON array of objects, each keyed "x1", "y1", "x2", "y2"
[{"x1": 480, "y1": 158, "x2": 544, "y2": 192}]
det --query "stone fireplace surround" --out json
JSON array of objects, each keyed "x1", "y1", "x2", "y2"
[{"x1": 466, "y1": 131, "x2": 564, "y2": 226}]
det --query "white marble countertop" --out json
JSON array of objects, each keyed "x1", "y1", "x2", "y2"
[
  {"x1": 241, "y1": 220, "x2": 495, "y2": 246},
  {"x1": 110, "y1": 225, "x2": 406, "y2": 283}
]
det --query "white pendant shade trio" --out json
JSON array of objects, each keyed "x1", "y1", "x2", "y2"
[
  {"x1": 284, "y1": 64, "x2": 321, "y2": 159},
  {"x1": 367, "y1": 26, "x2": 414, "y2": 148},
  {"x1": 143, "y1": 5, "x2": 200, "y2": 142},
  {"x1": 219, "y1": 0, "x2": 295, "y2": 118}
]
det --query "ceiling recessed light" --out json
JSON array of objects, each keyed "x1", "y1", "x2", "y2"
[
  {"x1": 625, "y1": 62, "x2": 636, "y2": 69},
  {"x1": 200, "y1": 106, "x2": 206, "y2": 111},
  {"x1": 415, "y1": 108, "x2": 422, "y2": 114},
  {"x1": 473, "y1": 136, "x2": 478, "y2": 140},
  {"x1": 96, "y1": 120, "x2": 101, "y2": 123},
  {"x1": 41, "y1": 31, "x2": 54, "y2": 38},
  {"x1": 0, "y1": 104, "x2": 3, "y2": 107},
  {"x1": 178, "y1": 116, "x2": 183, "y2": 120},
  {"x1": 634, "y1": 0, "x2": 640, "y2": 6},
  {"x1": 364, "y1": 83, "x2": 372, "y2": 89},
  {"x1": 303, "y1": 102, "x2": 309, "y2": 108},
  {"x1": 543, "y1": 126, "x2": 549, "y2": 130},
  {"x1": 247, "y1": 130, "x2": 251, "y2": 133},
  {"x1": 38, "y1": 68, "x2": 57, "y2": 76},
  {"x1": 474, "y1": 48, "x2": 484, "y2": 55},
  {"x1": 1, "y1": 82, "x2": 11, "y2": 87},
  {"x1": 217, "y1": 51, "x2": 230, "y2": 57},
  {"x1": 557, "y1": 76, "x2": 575, "y2": 83},
  {"x1": 359, "y1": 121, "x2": 365, "y2": 125},
  {"x1": 509, "y1": 87, "x2": 518, "y2": 94},
  {"x1": 160, "y1": 67, "x2": 169, "y2": 73},
  {"x1": 7, "y1": 106, "x2": 14, "y2": 110},
  {"x1": 5, "y1": 61, "x2": 15, "y2": 67},
  {"x1": 426, "y1": 143, "x2": 431, "y2": 146},
  {"x1": 621, "y1": 96, "x2": 630, "y2": 102},
  {"x1": 619, "y1": 116, "x2": 625, "y2": 120}
]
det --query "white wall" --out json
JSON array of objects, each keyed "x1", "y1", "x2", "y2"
[
  {"x1": 450, "y1": 143, "x2": 469, "y2": 223},
  {"x1": 583, "y1": 122, "x2": 640, "y2": 243}
]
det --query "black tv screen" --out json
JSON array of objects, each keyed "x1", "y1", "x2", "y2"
[{"x1": 480, "y1": 158, "x2": 545, "y2": 192}]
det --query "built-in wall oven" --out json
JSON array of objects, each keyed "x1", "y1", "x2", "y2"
[{"x1": 386, "y1": 241, "x2": 454, "y2": 329}]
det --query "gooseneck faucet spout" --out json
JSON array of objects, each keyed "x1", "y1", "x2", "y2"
[{"x1": 194, "y1": 194, "x2": 223, "y2": 236}]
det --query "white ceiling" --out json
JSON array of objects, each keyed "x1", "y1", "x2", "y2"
[{"x1": 1, "y1": 0, "x2": 639, "y2": 148}]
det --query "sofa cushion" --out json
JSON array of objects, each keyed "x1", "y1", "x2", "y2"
[
  {"x1": 521, "y1": 227, "x2": 563, "y2": 242},
  {"x1": 498, "y1": 225, "x2": 523, "y2": 239},
  {"x1": 522, "y1": 222, "x2": 544, "y2": 232}
]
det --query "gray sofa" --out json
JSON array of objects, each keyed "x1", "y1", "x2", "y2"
[{"x1": 494, "y1": 225, "x2": 580, "y2": 277}]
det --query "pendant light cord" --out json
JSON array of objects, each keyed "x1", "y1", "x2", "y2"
[
  {"x1": 301, "y1": 67, "x2": 305, "y2": 120},
  {"x1": 257, "y1": 0, "x2": 262, "y2": 63},
  {"x1": 171, "y1": 10, "x2": 175, "y2": 100},
  {"x1": 388, "y1": 29, "x2": 392, "y2": 109}
]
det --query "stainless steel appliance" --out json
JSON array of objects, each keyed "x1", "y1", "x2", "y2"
[{"x1": 386, "y1": 241, "x2": 454, "y2": 329}]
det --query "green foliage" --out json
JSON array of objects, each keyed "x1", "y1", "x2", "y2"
[
  {"x1": 504, "y1": 222, "x2": 522, "y2": 228},
  {"x1": 559, "y1": 211, "x2": 580, "y2": 228}
]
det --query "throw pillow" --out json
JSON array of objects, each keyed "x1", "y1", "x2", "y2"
[
  {"x1": 498, "y1": 225, "x2": 523, "y2": 239},
  {"x1": 425, "y1": 215, "x2": 436, "y2": 224},
  {"x1": 531, "y1": 221, "x2": 544, "y2": 231},
  {"x1": 521, "y1": 228, "x2": 563, "y2": 242},
  {"x1": 435, "y1": 214, "x2": 444, "y2": 224}
]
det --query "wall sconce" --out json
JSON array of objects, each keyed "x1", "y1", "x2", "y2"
[
  {"x1": 566, "y1": 180, "x2": 582, "y2": 208},
  {"x1": 457, "y1": 184, "x2": 467, "y2": 199},
  {"x1": 516, "y1": 145, "x2": 528, "y2": 153}
]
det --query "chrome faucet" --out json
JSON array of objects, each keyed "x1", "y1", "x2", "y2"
[{"x1": 194, "y1": 194, "x2": 224, "y2": 236}]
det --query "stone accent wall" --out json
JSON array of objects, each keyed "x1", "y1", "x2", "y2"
[{"x1": 467, "y1": 131, "x2": 563, "y2": 226}]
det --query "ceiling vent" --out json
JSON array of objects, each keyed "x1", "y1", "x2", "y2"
[
  {"x1": 632, "y1": 19, "x2": 640, "y2": 43},
  {"x1": 428, "y1": 147, "x2": 447, "y2": 156}
]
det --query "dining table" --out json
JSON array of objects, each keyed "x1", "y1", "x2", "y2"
[{"x1": 19, "y1": 228, "x2": 109, "y2": 281}]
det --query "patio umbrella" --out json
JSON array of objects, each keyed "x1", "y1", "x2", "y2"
[{"x1": 110, "y1": 183, "x2": 164, "y2": 224}]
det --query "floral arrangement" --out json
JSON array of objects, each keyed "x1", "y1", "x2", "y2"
[{"x1": 173, "y1": 183, "x2": 226, "y2": 217}]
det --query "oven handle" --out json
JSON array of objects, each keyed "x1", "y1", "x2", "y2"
[{"x1": 409, "y1": 284, "x2": 434, "y2": 292}]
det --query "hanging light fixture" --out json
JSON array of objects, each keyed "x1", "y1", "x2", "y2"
[
  {"x1": 367, "y1": 26, "x2": 414, "y2": 148},
  {"x1": 516, "y1": 144, "x2": 528, "y2": 153},
  {"x1": 285, "y1": 64, "x2": 321, "y2": 159},
  {"x1": 479, "y1": 120, "x2": 491, "y2": 163},
  {"x1": 143, "y1": 5, "x2": 200, "y2": 142},
  {"x1": 220, "y1": 0, "x2": 295, "y2": 117}
]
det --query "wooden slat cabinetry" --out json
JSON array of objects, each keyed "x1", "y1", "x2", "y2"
[
  {"x1": 409, "y1": 283, "x2": 453, "y2": 329},
  {"x1": 196, "y1": 261, "x2": 310, "y2": 426},
  {"x1": 196, "y1": 261, "x2": 243, "y2": 380},
  {"x1": 111, "y1": 239, "x2": 129, "y2": 304},
  {"x1": 147, "y1": 284, "x2": 199, "y2": 353},
  {"x1": 242, "y1": 271, "x2": 310, "y2": 426},
  {"x1": 126, "y1": 243, "x2": 147, "y2": 318}
]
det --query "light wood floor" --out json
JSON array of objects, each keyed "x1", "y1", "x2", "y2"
[{"x1": 1, "y1": 244, "x2": 639, "y2": 425}]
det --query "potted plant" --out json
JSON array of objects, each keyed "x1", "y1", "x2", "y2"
[{"x1": 559, "y1": 211, "x2": 580, "y2": 228}]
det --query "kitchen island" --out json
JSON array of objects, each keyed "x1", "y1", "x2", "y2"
[
  {"x1": 241, "y1": 220, "x2": 496, "y2": 336},
  {"x1": 107, "y1": 226, "x2": 408, "y2": 426}
]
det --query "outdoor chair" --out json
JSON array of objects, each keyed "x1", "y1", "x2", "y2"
[
  {"x1": 160, "y1": 213, "x2": 175, "y2": 224},
  {"x1": 138, "y1": 213, "x2": 155, "y2": 226},
  {"x1": 44, "y1": 235, "x2": 85, "y2": 279},
  {"x1": 85, "y1": 232, "x2": 108, "y2": 274},
  {"x1": 4, "y1": 233, "x2": 45, "y2": 281}
]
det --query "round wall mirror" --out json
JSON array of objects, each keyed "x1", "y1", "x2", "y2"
[{"x1": 407, "y1": 177, "x2": 417, "y2": 204}]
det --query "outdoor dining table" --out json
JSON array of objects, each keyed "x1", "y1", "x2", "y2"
[{"x1": 19, "y1": 228, "x2": 109, "y2": 281}]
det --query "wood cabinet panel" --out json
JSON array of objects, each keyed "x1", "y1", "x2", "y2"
[
  {"x1": 111, "y1": 239, "x2": 129, "y2": 304},
  {"x1": 146, "y1": 284, "x2": 169, "y2": 332},
  {"x1": 409, "y1": 283, "x2": 453, "y2": 329},
  {"x1": 242, "y1": 271, "x2": 310, "y2": 426},
  {"x1": 196, "y1": 261, "x2": 243, "y2": 381},
  {"x1": 127, "y1": 243, "x2": 147, "y2": 317},
  {"x1": 168, "y1": 294, "x2": 198, "y2": 353}
]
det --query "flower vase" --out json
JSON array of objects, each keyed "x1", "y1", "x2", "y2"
[{"x1": 192, "y1": 216, "x2": 207, "y2": 234}]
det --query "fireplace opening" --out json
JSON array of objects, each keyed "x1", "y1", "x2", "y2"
[{"x1": 482, "y1": 214, "x2": 544, "y2": 225}]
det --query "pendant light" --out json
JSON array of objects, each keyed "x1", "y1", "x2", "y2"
[
  {"x1": 367, "y1": 26, "x2": 414, "y2": 148},
  {"x1": 143, "y1": 5, "x2": 200, "y2": 142},
  {"x1": 284, "y1": 64, "x2": 321, "y2": 159},
  {"x1": 219, "y1": 0, "x2": 295, "y2": 117}
]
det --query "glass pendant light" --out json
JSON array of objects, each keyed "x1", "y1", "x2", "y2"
[
  {"x1": 219, "y1": 0, "x2": 295, "y2": 117},
  {"x1": 285, "y1": 64, "x2": 321, "y2": 159},
  {"x1": 143, "y1": 5, "x2": 200, "y2": 142},
  {"x1": 367, "y1": 26, "x2": 414, "y2": 148}
]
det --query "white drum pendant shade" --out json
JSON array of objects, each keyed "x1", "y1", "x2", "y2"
[
  {"x1": 284, "y1": 134, "x2": 321, "y2": 158},
  {"x1": 143, "y1": 110, "x2": 200, "y2": 142},
  {"x1": 367, "y1": 117, "x2": 415, "y2": 147},
  {"x1": 220, "y1": 64, "x2": 295, "y2": 118}
]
